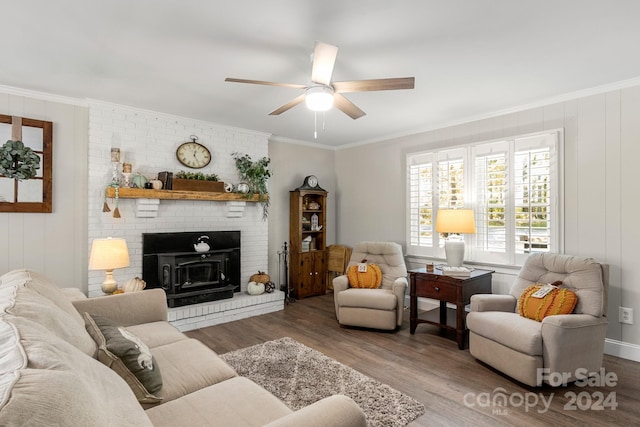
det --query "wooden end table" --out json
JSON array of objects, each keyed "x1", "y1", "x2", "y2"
[{"x1": 409, "y1": 267, "x2": 493, "y2": 349}]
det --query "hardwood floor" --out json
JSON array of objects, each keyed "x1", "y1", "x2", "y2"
[{"x1": 186, "y1": 294, "x2": 640, "y2": 426}]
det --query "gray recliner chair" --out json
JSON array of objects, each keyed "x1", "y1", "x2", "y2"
[
  {"x1": 467, "y1": 253, "x2": 609, "y2": 387},
  {"x1": 333, "y1": 241, "x2": 407, "y2": 331}
]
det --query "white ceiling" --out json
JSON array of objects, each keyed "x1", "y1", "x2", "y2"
[{"x1": 3, "y1": 1, "x2": 640, "y2": 147}]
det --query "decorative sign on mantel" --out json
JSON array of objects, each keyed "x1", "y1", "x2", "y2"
[{"x1": 0, "y1": 114, "x2": 53, "y2": 213}]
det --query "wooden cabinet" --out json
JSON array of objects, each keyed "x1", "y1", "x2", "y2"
[
  {"x1": 292, "y1": 251, "x2": 326, "y2": 298},
  {"x1": 289, "y1": 185, "x2": 327, "y2": 299}
]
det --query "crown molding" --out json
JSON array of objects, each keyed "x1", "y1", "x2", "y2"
[
  {"x1": 338, "y1": 76, "x2": 640, "y2": 150},
  {"x1": 0, "y1": 84, "x2": 88, "y2": 107},
  {"x1": 268, "y1": 135, "x2": 336, "y2": 151}
]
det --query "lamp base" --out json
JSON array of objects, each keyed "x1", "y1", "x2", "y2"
[
  {"x1": 101, "y1": 270, "x2": 118, "y2": 295},
  {"x1": 444, "y1": 238, "x2": 465, "y2": 267}
]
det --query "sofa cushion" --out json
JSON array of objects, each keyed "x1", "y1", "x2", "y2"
[
  {"x1": 0, "y1": 269, "x2": 97, "y2": 357},
  {"x1": 1, "y1": 366, "x2": 153, "y2": 427},
  {"x1": 337, "y1": 288, "x2": 397, "y2": 310},
  {"x1": 146, "y1": 338, "x2": 238, "y2": 406},
  {"x1": 0, "y1": 275, "x2": 152, "y2": 426},
  {"x1": 145, "y1": 376, "x2": 292, "y2": 427},
  {"x1": 518, "y1": 283, "x2": 578, "y2": 321},
  {"x1": 127, "y1": 321, "x2": 189, "y2": 348},
  {"x1": 84, "y1": 313, "x2": 163, "y2": 404},
  {"x1": 466, "y1": 311, "x2": 543, "y2": 355},
  {"x1": 347, "y1": 242, "x2": 407, "y2": 290},
  {"x1": 509, "y1": 253, "x2": 605, "y2": 317},
  {"x1": 347, "y1": 263, "x2": 382, "y2": 288}
]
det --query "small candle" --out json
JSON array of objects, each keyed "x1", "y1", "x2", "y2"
[
  {"x1": 111, "y1": 147, "x2": 121, "y2": 162},
  {"x1": 122, "y1": 163, "x2": 132, "y2": 173},
  {"x1": 426, "y1": 263, "x2": 434, "y2": 272}
]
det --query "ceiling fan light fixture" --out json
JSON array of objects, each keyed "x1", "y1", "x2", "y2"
[{"x1": 305, "y1": 86, "x2": 334, "y2": 112}]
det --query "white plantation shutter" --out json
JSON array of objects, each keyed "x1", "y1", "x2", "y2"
[
  {"x1": 408, "y1": 148, "x2": 467, "y2": 257},
  {"x1": 471, "y1": 141, "x2": 509, "y2": 264},
  {"x1": 436, "y1": 148, "x2": 466, "y2": 210},
  {"x1": 438, "y1": 158, "x2": 465, "y2": 208},
  {"x1": 408, "y1": 152, "x2": 435, "y2": 256},
  {"x1": 511, "y1": 133, "x2": 559, "y2": 265}
]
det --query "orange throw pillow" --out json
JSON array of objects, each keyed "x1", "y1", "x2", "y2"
[
  {"x1": 347, "y1": 264, "x2": 382, "y2": 289},
  {"x1": 518, "y1": 283, "x2": 578, "y2": 322}
]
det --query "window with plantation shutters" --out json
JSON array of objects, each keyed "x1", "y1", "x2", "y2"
[
  {"x1": 408, "y1": 153, "x2": 434, "y2": 255},
  {"x1": 407, "y1": 130, "x2": 562, "y2": 266},
  {"x1": 407, "y1": 148, "x2": 467, "y2": 258}
]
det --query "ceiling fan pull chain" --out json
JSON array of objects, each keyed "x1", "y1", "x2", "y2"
[
  {"x1": 322, "y1": 112, "x2": 326, "y2": 132},
  {"x1": 314, "y1": 112, "x2": 318, "y2": 139}
]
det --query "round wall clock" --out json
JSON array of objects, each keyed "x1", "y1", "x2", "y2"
[{"x1": 176, "y1": 136, "x2": 212, "y2": 169}]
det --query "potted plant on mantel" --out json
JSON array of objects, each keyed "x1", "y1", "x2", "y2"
[
  {"x1": 232, "y1": 152, "x2": 271, "y2": 220},
  {"x1": 172, "y1": 170, "x2": 224, "y2": 192}
]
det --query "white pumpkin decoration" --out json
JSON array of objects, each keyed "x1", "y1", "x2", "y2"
[
  {"x1": 247, "y1": 281, "x2": 265, "y2": 295},
  {"x1": 123, "y1": 277, "x2": 146, "y2": 293}
]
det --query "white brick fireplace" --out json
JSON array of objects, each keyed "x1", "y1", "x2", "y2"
[{"x1": 87, "y1": 101, "x2": 283, "y2": 331}]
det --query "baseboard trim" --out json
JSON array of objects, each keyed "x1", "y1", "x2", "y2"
[{"x1": 604, "y1": 338, "x2": 640, "y2": 362}]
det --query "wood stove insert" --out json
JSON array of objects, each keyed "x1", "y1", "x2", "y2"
[{"x1": 142, "y1": 231, "x2": 240, "y2": 307}]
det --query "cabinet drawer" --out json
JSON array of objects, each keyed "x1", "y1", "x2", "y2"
[{"x1": 414, "y1": 278, "x2": 457, "y2": 302}]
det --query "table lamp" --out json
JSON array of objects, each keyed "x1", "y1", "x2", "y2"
[
  {"x1": 435, "y1": 209, "x2": 476, "y2": 267},
  {"x1": 89, "y1": 237, "x2": 130, "y2": 294}
]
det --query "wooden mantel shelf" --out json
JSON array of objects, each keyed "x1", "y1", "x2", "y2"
[{"x1": 105, "y1": 187, "x2": 265, "y2": 202}]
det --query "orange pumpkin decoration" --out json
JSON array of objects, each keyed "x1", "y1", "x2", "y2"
[
  {"x1": 250, "y1": 271, "x2": 270, "y2": 284},
  {"x1": 518, "y1": 282, "x2": 578, "y2": 321},
  {"x1": 347, "y1": 264, "x2": 382, "y2": 289}
]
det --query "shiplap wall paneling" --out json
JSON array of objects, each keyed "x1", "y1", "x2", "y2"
[
  {"x1": 562, "y1": 100, "x2": 579, "y2": 255},
  {"x1": 620, "y1": 86, "x2": 640, "y2": 345},
  {"x1": 516, "y1": 106, "x2": 545, "y2": 135},
  {"x1": 576, "y1": 95, "x2": 608, "y2": 258},
  {"x1": 0, "y1": 92, "x2": 89, "y2": 289},
  {"x1": 603, "y1": 91, "x2": 622, "y2": 340},
  {"x1": 21, "y1": 97, "x2": 47, "y2": 273},
  {"x1": 605, "y1": 91, "x2": 622, "y2": 341}
]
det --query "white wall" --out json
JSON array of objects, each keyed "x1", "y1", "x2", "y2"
[
  {"x1": 87, "y1": 101, "x2": 271, "y2": 297},
  {"x1": 267, "y1": 139, "x2": 336, "y2": 289},
  {"x1": 0, "y1": 92, "x2": 88, "y2": 289},
  {"x1": 335, "y1": 85, "x2": 640, "y2": 352}
]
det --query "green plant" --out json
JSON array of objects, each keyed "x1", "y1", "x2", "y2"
[
  {"x1": 174, "y1": 170, "x2": 220, "y2": 181},
  {"x1": 232, "y1": 152, "x2": 272, "y2": 220},
  {"x1": 0, "y1": 140, "x2": 40, "y2": 180}
]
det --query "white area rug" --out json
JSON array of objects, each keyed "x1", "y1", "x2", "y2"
[{"x1": 221, "y1": 337, "x2": 425, "y2": 427}]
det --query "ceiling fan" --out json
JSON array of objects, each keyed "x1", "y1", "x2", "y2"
[{"x1": 225, "y1": 41, "x2": 415, "y2": 120}]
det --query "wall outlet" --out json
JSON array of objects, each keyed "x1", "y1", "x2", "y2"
[{"x1": 619, "y1": 307, "x2": 634, "y2": 325}]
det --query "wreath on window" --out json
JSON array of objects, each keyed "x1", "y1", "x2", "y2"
[{"x1": 0, "y1": 140, "x2": 41, "y2": 180}]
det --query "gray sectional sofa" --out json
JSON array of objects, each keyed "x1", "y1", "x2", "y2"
[{"x1": 0, "y1": 269, "x2": 366, "y2": 426}]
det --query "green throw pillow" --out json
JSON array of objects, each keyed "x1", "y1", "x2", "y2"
[{"x1": 84, "y1": 313, "x2": 163, "y2": 403}]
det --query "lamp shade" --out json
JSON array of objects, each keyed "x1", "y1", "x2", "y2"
[
  {"x1": 435, "y1": 209, "x2": 476, "y2": 234},
  {"x1": 305, "y1": 86, "x2": 334, "y2": 112},
  {"x1": 89, "y1": 237, "x2": 130, "y2": 270}
]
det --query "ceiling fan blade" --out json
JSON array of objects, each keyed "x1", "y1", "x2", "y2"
[
  {"x1": 311, "y1": 42, "x2": 339, "y2": 86},
  {"x1": 269, "y1": 94, "x2": 306, "y2": 115},
  {"x1": 333, "y1": 94, "x2": 366, "y2": 120},
  {"x1": 333, "y1": 77, "x2": 415, "y2": 93},
  {"x1": 225, "y1": 77, "x2": 306, "y2": 89}
]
